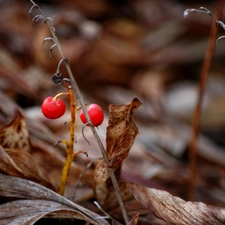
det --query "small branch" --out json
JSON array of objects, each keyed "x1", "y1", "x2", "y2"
[{"x1": 186, "y1": 0, "x2": 224, "y2": 200}]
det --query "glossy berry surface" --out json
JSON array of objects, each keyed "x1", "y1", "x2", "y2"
[
  {"x1": 80, "y1": 104, "x2": 104, "y2": 126},
  {"x1": 42, "y1": 96, "x2": 66, "y2": 119}
]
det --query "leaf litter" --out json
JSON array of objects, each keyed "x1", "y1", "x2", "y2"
[
  {"x1": 0, "y1": 173, "x2": 109, "y2": 225},
  {"x1": 1, "y1": 0, "x2": 225, "y2": 224}
]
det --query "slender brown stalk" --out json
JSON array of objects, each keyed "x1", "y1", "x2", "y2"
[
  {"x1": 29, "y1": 1, "x2": 129, "y2": 223},
  {"x1": 188, "y1": 0, "x2": 224, "y2": 200}
]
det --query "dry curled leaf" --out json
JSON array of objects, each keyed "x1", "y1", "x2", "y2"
[
  {"x1": 0, "y1": 110, "x2": 31, "y2": 152},
  {"x1": 0, "y1": 173, "x2": 110, "y2": 225},
  {"x1": 127, "y1": 182, "x2": 225, "y2": 225},
  {"x1": 107, "y1": 97, "x2": 142, "y2": 168},
  {"x1": 0, "y1": 200, "x2": 91, "y2": 225},
  {"x1": 94, "y1": 98, "x2": 142, "y2": 204}
]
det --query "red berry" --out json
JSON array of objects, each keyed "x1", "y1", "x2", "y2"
[
  {"x1": 41, "y1": 96, "x2": 66, "y2": 119},
  {"x1": 80, "y1": 104, "x2": 104, "y2": 126}
]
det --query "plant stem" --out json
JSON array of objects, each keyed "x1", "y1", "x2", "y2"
[
  {"x1": 188, "y1": 0, "x2": 224, "y2": 200},
  {"x1": 58, "y1": 87, "x2": 75, "y2": 195},
  {"x1": 53, "y1": 92, "x2": 68, "y2": 101},
  {"x1": 58, "y1": 148, "x2": 74, "y2": 195},
  {"x1": 30, "y1": 1, "x2": 129, "y2": 223},
  {"x1": 89, "y1": 125, "x2": 129, "y2": 224}
]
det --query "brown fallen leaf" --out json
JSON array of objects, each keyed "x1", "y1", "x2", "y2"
[
  {"x1": 0, "y1": 146, "x2": 56, "y2": 191},
  {"x1": 107, "y1": 97, "x2": 142, "y2": 168},
  {"x1": 94, "y1": 98, "x2": 142, "y2": 204},
  {"x1": 127, "y1": 182, "x2": 225, "y2": 225},
  {"x1": 0, "y1": 110, "x2": 31, "y2": 152},
  {"x1": 0, "y1": 173, "x2": 110, "y2": 225}
]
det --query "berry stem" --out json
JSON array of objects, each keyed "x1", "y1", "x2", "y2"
[
  {"x1": 53, "y1": 92, "x2": 68, "y2": 101},
  {"x1": 58, "y1": 146, "x2": 74, "y2": 195},
  {"x1": 58, "y1": 87, "x2": 77, "y2": 195}
]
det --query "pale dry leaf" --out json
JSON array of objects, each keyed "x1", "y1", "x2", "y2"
[
  {"x1": 0, "y1": 200, "x2": 92, "y2": 225},
  {"x1": 0, "y1": 110, "x2": 31, "y2": 152},
  {"x1": 127, "y1": 182, "x2": 225, "y2": 225},
  {"x1": 0, "y1": 173, "x2": 110, "y2": 225},
  {"x1": 94, "y1": 157, "x2": 110, "y2": 204}
]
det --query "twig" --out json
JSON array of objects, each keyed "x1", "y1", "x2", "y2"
[
  {"x1": 94, "y1": 201, "x2": 121, "y2": 224},
  {"x1": 29, "y1": 1, "x2": 129, "y2": 223},
  {"x1": 185, "y1": 0, "x2": 224, "y2": 200}
]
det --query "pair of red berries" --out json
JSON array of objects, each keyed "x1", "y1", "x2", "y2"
[{"x1": 41, "y1": 96, "x2": 104, "y2": 126}]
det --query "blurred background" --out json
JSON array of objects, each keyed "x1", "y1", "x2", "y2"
[{"x1": 1, "y1": 0, "x2": 225, "y2": 215}]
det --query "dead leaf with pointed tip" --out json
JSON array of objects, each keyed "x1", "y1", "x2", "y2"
[
  {"x1": 127, "y1": 182, "x2": 225, "y2": 225},
  {"x1": 0, "y1": 110, "x2": 31, "y2": 152},
  {"x1": 0, "y1": 110, "x2": 56, "y2": 190},
  {"x1": 94, "y1": 98, "x2": 142, "y2": 204},
  {"x1": 107, "y1": 97, "x2": 142, "y2": 168}
]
